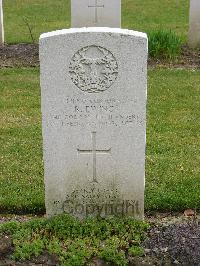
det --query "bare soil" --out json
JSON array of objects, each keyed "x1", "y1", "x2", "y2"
[
  {"x1": 0, "y1": 44, "x2": 39, "y2": 68},
  {"x1": 0, "y1": 44, "x2": 199, "y2": 69},
  {"x1": 0, "y1": 212, "x2": 199, "y2": 265}
]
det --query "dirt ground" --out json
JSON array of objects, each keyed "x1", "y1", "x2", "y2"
[
  {"x1": 0, "y1": 212, "x2": 199, "y2": 266},
  {"x1": 0, "y1": 44, "x2": 39, "y2": 68},
  {"x1": 0, "y1": 44, "x2": 199, "y2": 69}
]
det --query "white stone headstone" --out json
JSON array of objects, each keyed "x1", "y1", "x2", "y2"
[
  {"x1": 71, "y1": 0, "x2": 121, "y2": 28},
  {"x1": 40, "y1": 28, "x2": 147, "y2": 219},
  {"x1": 188, "y1": 0, "x2": 200, "y2": 48},
  {"x1": 0, "y1": 0, "x2": 4, "y2": 44}
]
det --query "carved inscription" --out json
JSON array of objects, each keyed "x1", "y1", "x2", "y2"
[
  {"x1": 69, "y1": 45, "x2": 118, "y2": 93},
  {"x1": 52, "y1": 97, "x2": 144, "y2": 128}
]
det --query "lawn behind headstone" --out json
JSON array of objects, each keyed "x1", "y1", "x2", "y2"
[
  {"x1": 3, "y1": 0, "x2": 189, "y2": 44},
  {"x1": 0, "y1": 68, "x2": 199, "y2": 214}
]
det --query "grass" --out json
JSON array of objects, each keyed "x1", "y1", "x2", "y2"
[
  {"x1": 0, "y1": 214, "x2": 148, "y2": 265},
  {"x1": 148, "y1": 29, "x2": 182, "y2": 59},
  {"x1": 146, "y1": 69, "x2": 200, "y2": 211},
  {"x1": 0, "y1": 68, "x2": 44, "y2": 213},
  {"x1": 3, "y1": 0, "x2": 189, "y2": 44},
  {"x1": 0, "y1": 67, "x2": 199, "y2": 214}
]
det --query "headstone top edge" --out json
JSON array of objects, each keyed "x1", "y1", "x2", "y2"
[{"x1": 39, "y1": 27, "x2": 147, "y2": 41}]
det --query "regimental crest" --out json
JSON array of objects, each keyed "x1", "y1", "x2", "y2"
[{"x1": 69, "y1": 45, "x2": 118, "y2": 93}]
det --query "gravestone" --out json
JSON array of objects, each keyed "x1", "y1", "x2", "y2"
[
  {"x1": 71, "y1": 0, "x2": 121, "y2": 28},
  {"x1": 0, "y1": 0, "x2": 4, "y2": 44},
  {"x1": 188, "y1": 0, "x2": 200, "y2": 48},
  {"x1": 40, "y1": 28, "x2": 147, "y2": 219}
]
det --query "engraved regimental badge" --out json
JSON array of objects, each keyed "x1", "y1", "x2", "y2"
[{"x1": 69, "y1": 45, "x2": 118, "y2": 93}]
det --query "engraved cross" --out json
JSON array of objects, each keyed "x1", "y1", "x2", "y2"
[
  {"x1": 77, "y1": 132, "x2": 111, "y2": 183},
  {"x1": 88, "y1": 0, "x2": 104, "y2": 23}
]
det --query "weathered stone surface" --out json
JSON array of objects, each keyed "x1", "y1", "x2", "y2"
[
  {"x1": 0, "y1": 0, "x2": 4, "y2": 44},
  {"x1": 188, "y1": 0, "x2": 200, "y2": 48},
  {"x1": 71, "y1": 0, "x2": 121, "y2": 28},
  {"x1": 40, "y1": 28, "x2": 147, "y2": 219}
]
